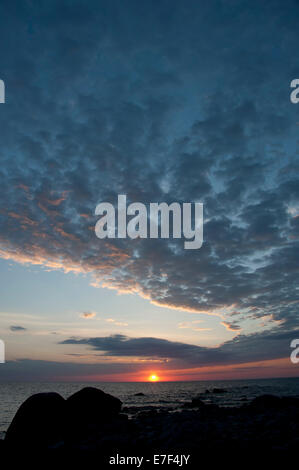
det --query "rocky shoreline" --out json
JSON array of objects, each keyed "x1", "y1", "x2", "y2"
[{"x1": 1, "y1": 387, "x2": 298, "y2": 464}]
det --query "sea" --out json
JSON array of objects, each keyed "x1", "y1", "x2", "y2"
[{"x1": 1, "y1": 376, "x2": 299, "y2": 439}]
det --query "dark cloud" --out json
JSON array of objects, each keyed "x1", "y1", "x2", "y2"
[
  {"x1": 10, "y1": 326, "x2": 27, "y2": 332},
  {"x1": 0, "y1": 358, "x2": 143, "y2": 382},
  {"x1": 221, "y1": 321, "x2": 241, "y2": 332},
  {"x1": 60, "y1": 330, "x2": 297, "y2": 367}
]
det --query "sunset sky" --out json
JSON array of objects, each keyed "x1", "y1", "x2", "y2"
[{"x1": 0, "y1": 0, "x2": 298, "y2": 382}]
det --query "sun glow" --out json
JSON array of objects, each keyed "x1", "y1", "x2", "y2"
[{"x1": 149, "y1": 374, "x2": 159, "y2": 382}]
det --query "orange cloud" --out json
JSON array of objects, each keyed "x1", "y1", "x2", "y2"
[{"x1": 80, "y1": 311, "x2": 97, "y2": 319}]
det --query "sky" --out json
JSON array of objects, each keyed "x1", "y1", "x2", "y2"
[{"x1": 0, "y1": 0, "x2": 298, "y2": 382}]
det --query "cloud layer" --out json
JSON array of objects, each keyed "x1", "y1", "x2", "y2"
[
  {"x1": 60, "y1": 330, "x2": 298, "y2": 367},
  {"x1": 0, "y1": 0, "x2": 298, "y2": 372}
]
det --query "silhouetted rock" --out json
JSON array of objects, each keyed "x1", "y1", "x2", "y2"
[
  {"x1": 66, "y1": 387, "x2": 122, "y2": 426},
  {"x1": 191, "y1": 397, "x2": 205, "y2": 407},
  {"x1": 5, "y1": 392, "x2": 65, "y2": 448},
  {"x1": 134, "y1": 392, "x2": 145, "y2": 396},
  {"x1": 183, "y1": 396, "x2": 205, "y2": 408},
  {"x1": 249, "y1": 394, "x2": 299, "y2": 410},
  {"x1": 248, "y1": 394, "x2": 282, "y2": 410},
  {"x1": 280, "y1": 396, "x2": 299, "y2": 407},
  {"x1": 2, "y1": 389, "x2": 299, "y2": 463},
  {"x1": 212, "y1": 388, "x2": 227, "y2": 394}
]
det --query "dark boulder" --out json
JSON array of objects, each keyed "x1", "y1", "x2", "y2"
[
  {"x1": 5, "y1": 392, "x2": 65, "y2": 448},
  {"x1": 249, "y1": 395, "x2": 299, "y2": 411},
  {"x1": 191, "y1": 397, "x2": 205, "y2": 407},
  {"x1": 212, "y1": 388, "x2": 227, "y2": 394},
  {"x1": 248, "y1": 394, "x2": 282, "y2": 410},
  {"x1": 134, "y1": 392, "x2": 145, "y2": 396},
  {"x1": 66, "y1": 387, "x2": 122, "y2": 426},
  {"x1": 280, "y1": 396, "x2": 299, "y2": 408},
  {"x1": 184, "y1": 396, "x2": 205, "y2": 408}
]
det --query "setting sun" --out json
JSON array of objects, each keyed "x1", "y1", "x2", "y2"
[{"x1": 149, "y1": 374, "x2": 159, "y2": 382}]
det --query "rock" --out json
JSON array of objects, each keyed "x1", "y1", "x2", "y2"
[
  {"x1": 248, "y1": 394, "x2": 282, "y2": 410},
  {"x1": 191, "y1": 397, "x2": 205, "y2": 407},
  {"x1": 183, "y1": 396, "x2": 205, "y2": 408},
  {"x1": 134, "y1": 392, "x2": 145, "y2": 396},
  {"x1": 280, "y1": 396, "x2": 299, "y2": 408},
  {"x1": 249, "y1": 395, "x2": 299, "y2": 410},
  {"x1": 212, "y1": 388, "x2": 227, "y2": 394},
  {"x1": 66, "y1": 387, "x2": 122, "y2": 425},
  {"x1": 5, "y1": 392, "x2": 65, "y2": 448}
]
